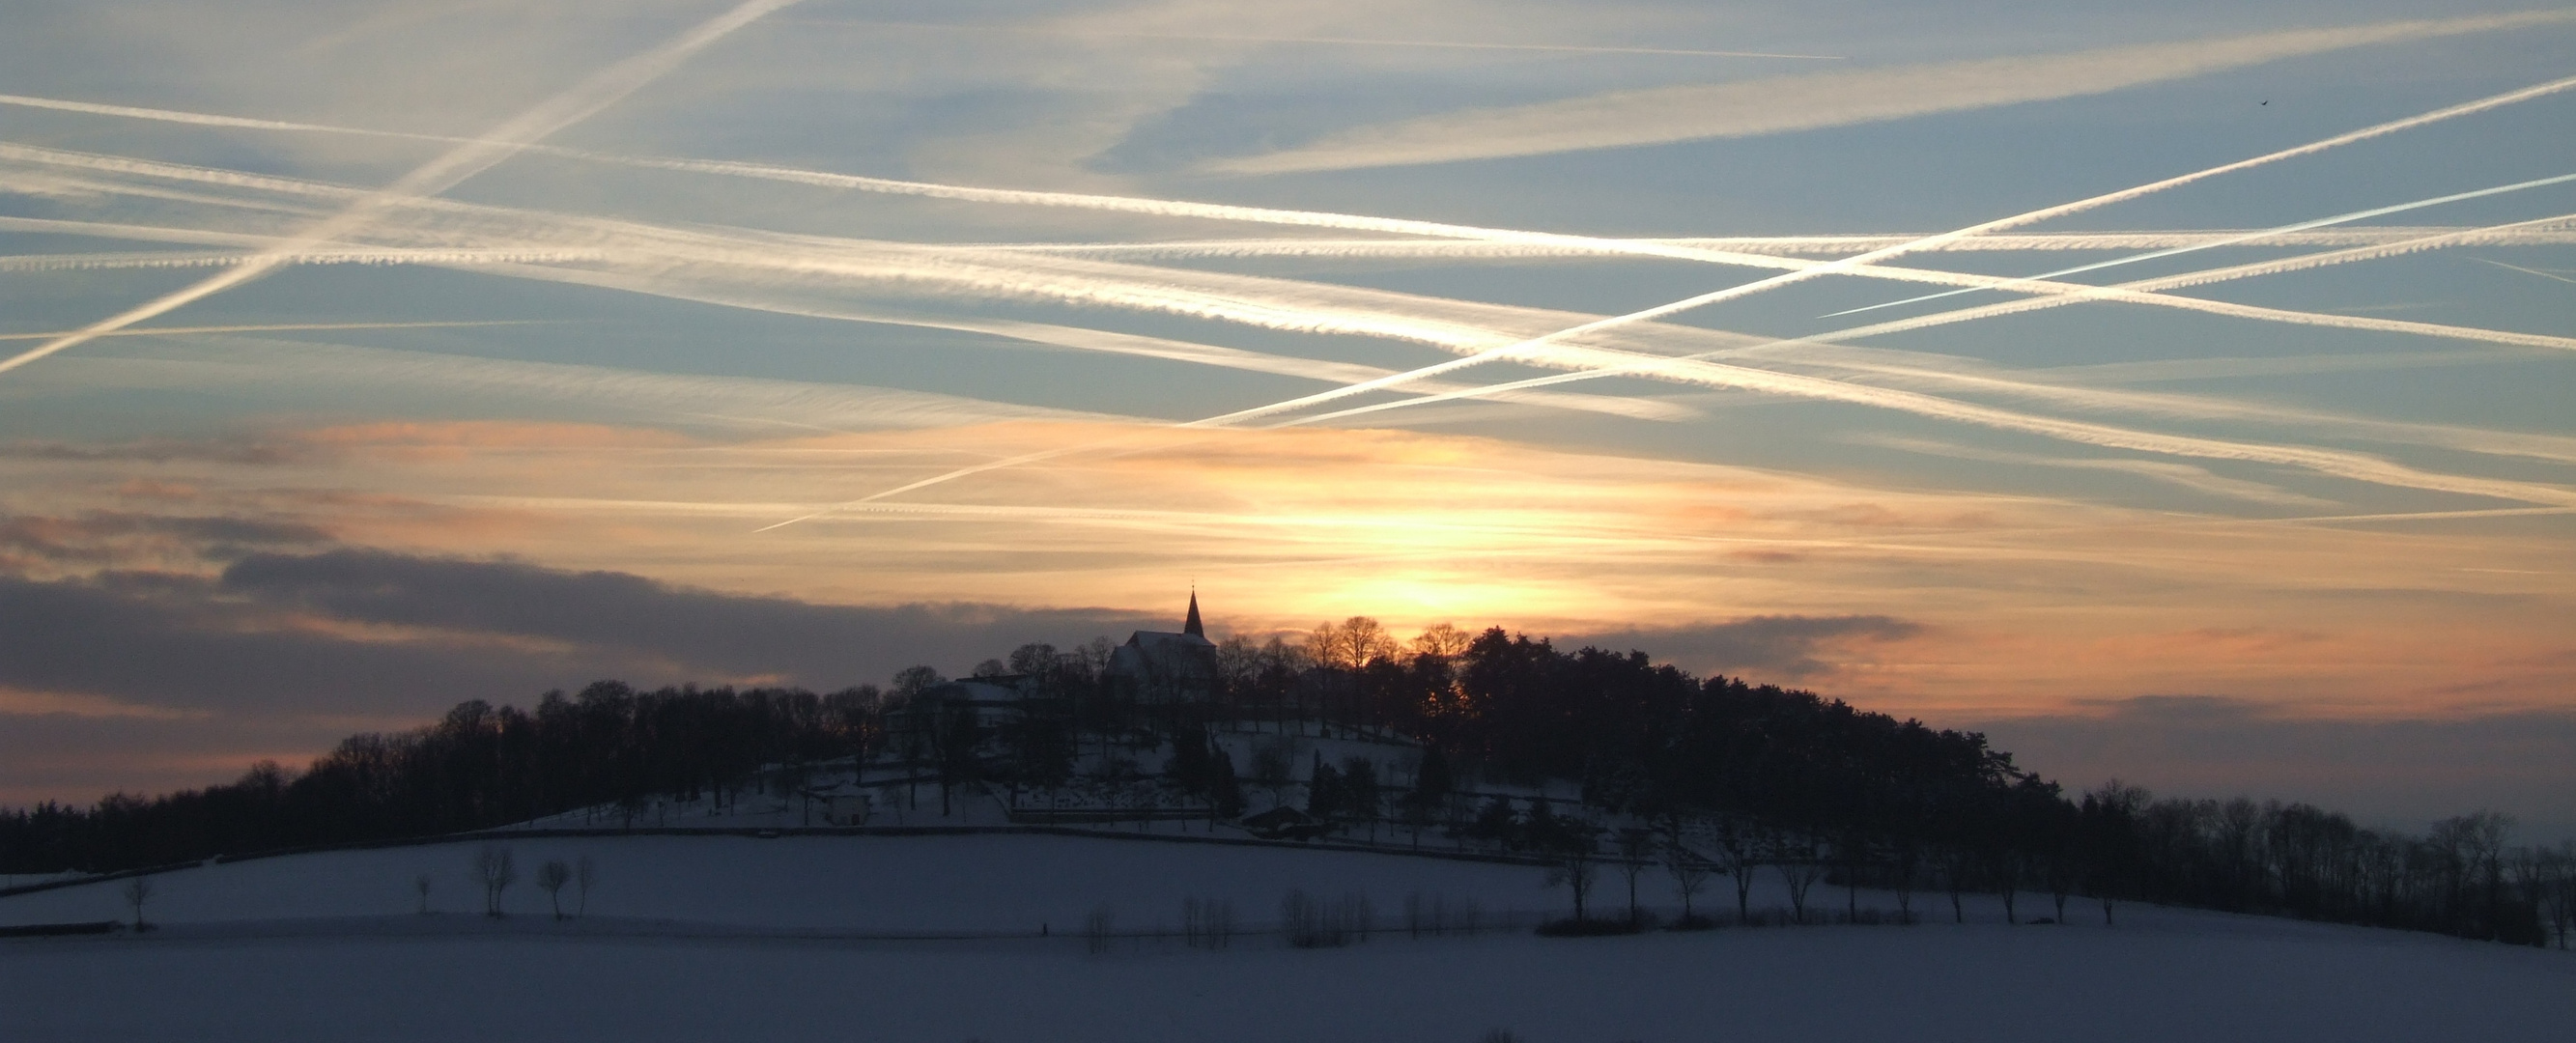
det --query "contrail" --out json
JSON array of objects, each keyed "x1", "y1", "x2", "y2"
[
  {"x1": 0, "y1": 93, "x2": 453, "y2": 140},
  {"x1": 1806, "y1": 213, "x2": 2576, "y2": 352},
  {"x1": 1821, "y1": 169, "x2": 2576, "y2": 317},
  {"x1": 1291, "y1": 343, "x2": 2576, "y2": 507},
  {"x1": 22, "y1": 84, "x2": 2576, "y2": 275},
  {"x1": 820, "y1": 20, "x2": 1846, "y2": 60},
  {"x1": 766, "y1": 75, "x2": 2576, "y2": 522},
  {"x1": 14, "y1": 134, "x2": 2567, "y2": 481},
  {"x1": 1160, "y1": 72, "x2": 2576, "y2": 430},
  {"x1": 1212, "y1": 12, "x2": 2576, "y2": 175},
  {"x1": 18, "y1": 84, "x2": 2576, "y2": 286},
  {"x1": 452, "y1": 258, "x2": 1691, "y2": 422},
  {"x1": 0, "y1": 320, "x2": 538, "y2": 342},
  {"x1": 1207, "y1": 11, "x2": 2576, "y2": 175},
  {"x1": 973, "y1": 227, "x2": 2576, "y2": 261},
  {"x1": 27, "y1": 79, "x2": 2564, "y2": 508},
  {"x1": 17, "y1": 140, "x2": 2568, "y2": 362},
  {"x1": 0, "y1": 0, "x2": 802, "y2": 378},
  {"x1": 0, "y1": 90, "x2": 1825, "y2": 268},
  {"x1": 1294, "y1": 211, "x2": 2576, "y2": 429},
  {"x1": 0, "y1": 247, "x2": 607, "y2": 273},
  {"x1": 2472, "y1": 257, "x2": 2576, "y2": 285}
]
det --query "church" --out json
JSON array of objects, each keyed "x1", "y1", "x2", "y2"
[{"x1": 1105, "y1": 590, "x2": 1220, "y2": 701}]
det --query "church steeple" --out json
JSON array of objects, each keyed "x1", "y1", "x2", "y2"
[{"x1": 1183, "y1": 588, "x2": 1204, "y2": 637}]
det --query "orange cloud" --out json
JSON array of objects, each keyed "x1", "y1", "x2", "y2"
[{"x1": 9, "y1": 415, "x2": 2572, "y2": 719}]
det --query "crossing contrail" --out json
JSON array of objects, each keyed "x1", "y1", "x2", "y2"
[
  {"x1": 14, "y1": 140, "x2": 2569, "y2": 361},
  {"x1": 749, "y1": 73, "x2": 2576, "y2": 523},
  {"x1": 966, "y1": 227, "x2": 2576, "y2": 262},
  {"x1": 17, "y1": 141, "x2": 2562, "y2": 515},
  {"x1": 1137, "y1": 72, "x2": 2576, "y2": 430},
  {"x1": 1291, "y1": 211, "x2": 2576, "y2": 429},
  {"x1": 12, "y1": 124, "x2": 2569, "y2": 493},
  {"x1": 1820, "y1": 169, "x2": 2576, "y2": 317},
  {"x1": 0, "y1": 0, "x2": 803, "y2": 378}
]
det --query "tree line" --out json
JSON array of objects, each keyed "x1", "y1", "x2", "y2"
[{"x1": 3, "y1": 619, "x2": 2567, "y2": 948}]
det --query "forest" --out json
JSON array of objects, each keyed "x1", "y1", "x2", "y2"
[{"x1": 4, "y1": 619, "x2": 2568, "y2": 948}]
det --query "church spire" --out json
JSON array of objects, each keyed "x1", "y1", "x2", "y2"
[{"x1": 1183, "y1": 587, "x2": 1204, "y2": 637}]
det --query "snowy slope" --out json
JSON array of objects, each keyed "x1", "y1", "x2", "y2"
[
  {"x1": 0, "y1": 832, "x2": 1561, "y2": 933},
  {"x1": 5, "y1": 832, "x2": 2571, "y2": 1043}
]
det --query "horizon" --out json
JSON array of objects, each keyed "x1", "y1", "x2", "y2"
[{"x1": 3, "y1": 0, "x2": 2572, "y2": 846}]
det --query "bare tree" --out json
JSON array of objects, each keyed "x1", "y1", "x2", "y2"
[
  {"x1": 1306, "y1": 616, "x2": 1398, "y2": 670},
  {"x1": 1708, "y1": 818, "x2": 1765, "y2": 922},
  {"x1": 472, "y1": 844, "x2": 518, "y2": 916},
  {"x1": 1772, "y1": 832, "x2": 1826, "y2": 924},
  {"x1": 414, "y1": 873, "x2": 433, "y2": 915},
  {"x1": 122, "y1": 875, "x2": 153, "y2": 930},
  {"x1": 2545, "y1": 842, "x2": 2576, "y2": 950},
  {"x1": 1661, "y1": 834, "x2": 1714, "y2": 923},
  {"x1": 575, "y1": 856, "x2": 597, "y2": 917},
  {"x1": 1942, "y1": 844, "x2": 1978, "y2": 923},
  {"x1": 1614, "y1": 828, "x2": 1655, "y2": 928},
  {"x1": 1546, "y1": 846, "x2": 1600, "y2": 923},
  {"x1": 1409, "y1": 623, "x2": 1473, "y2": 659},
  {"x1": 536, "y1": 860, "x2": 573, "y2": 919}
]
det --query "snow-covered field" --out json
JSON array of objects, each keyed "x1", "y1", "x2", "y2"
[{"x1": 6, "y1": 832, "x2": 2571, "y2": 1042}]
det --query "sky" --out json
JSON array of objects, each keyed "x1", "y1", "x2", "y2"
[{"x1": 0, "y1": 0, "x2": 2570, "y2": 838}]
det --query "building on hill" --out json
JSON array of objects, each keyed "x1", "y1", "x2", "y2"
[
  {"x1": 921, "y1": 676, "x2": 1047, "y2": 727},
  {"x1": 1108, "y1": 590, "x2": 1219, "y2": 702}
]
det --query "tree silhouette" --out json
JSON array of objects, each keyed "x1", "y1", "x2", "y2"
[
  {"x1": 472, "y1": 844, "x2": 516, "y2": 916},
  {"x1": 537, "y1": 860, "x2": 573, "y2": 919}
]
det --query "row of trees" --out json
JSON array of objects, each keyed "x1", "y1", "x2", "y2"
[{"x1": 3, "y1": 619, "x2": 2566, "y2": 948}]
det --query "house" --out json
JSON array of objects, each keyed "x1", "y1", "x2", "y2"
[
  {"x1": 921, "y1": 676, "x2": 1046, "y2": 727},
  {"x1": 1106, "y1": 591, "x2": 1219, "y2": 701},
  {"x1": 800, "y1": 782, "x2": 873, "y2": 826}
]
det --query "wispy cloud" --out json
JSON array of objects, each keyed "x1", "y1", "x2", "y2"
[{"x1": 1204, "y1": 11, "x2": 2576, "y2": 173}]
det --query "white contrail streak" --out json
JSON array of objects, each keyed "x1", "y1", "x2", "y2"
[
  {"x1": 0, "y1": 247, "x2": 606, "y2": 272},
  {"x1": 0, "y1": 93, "x2": 452, "y2": 140},
  {"x1": 1206, "y1": 11, "x2": 2576, "y2": 174},
  {"x1": 1821, "y1": 169, "x2": 2576, "y2": 317},
  {"x1": 0, "y1": 320, "x2": 538, "y2": 342},
  {"x1": 764, "y1": 74, "x2": 2576, "y2": 522},
  {"x1": 1296, "y1": 211, "x2": 2576, "y2": 430},
  {"x1": 2472, "y1": 257, "x2": 2576, "y2": 285},
  {"x1": 23, "y1": 150, "x2": 2559, "y2": 514},
  {"x1": 1300, "y1": 344, "x2": 2576, "y2": 507},
  {"x1": 0, "y1": 89, "x2": 1821, "y2": 268},
  {"x1": 16, "y1": 84, "x2": 2576, "y2": 285},
  {"x1": 822, "y1": 20, "x2": 1845, "y2": 60},
  {"x1": 449, "y1": 258, "x2": 1692, "y2": 421},
  {"x1": 14, "y1": 131, "x2": 2555, "y2": 492},
  {"x1": 0, "y1": 0, "x2": 802, "y2": 378},
  {"x1": 974, "y1": 228, "x2": 2576, "y2": 261},
  {"x1": 14, "y1": 141, "x2": 2569, "y2": 360},
  {"x1": 1804, "y1": 213, "x2": 2576, "y2": 351},
  {"x1": 20, "y1": 84, "x2": 2576, "y2": 276},
  {"x1": 1169, "y1": 72, "x2": 2576, "y2": 429}
]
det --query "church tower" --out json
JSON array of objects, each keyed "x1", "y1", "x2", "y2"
[{"x1": 1183, "y1": 588, "x2": 1204, "y2": 637}]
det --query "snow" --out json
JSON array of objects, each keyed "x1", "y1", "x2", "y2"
[
  {"x1": 0, "y1": 833, "x2": 1556, "y2": 932},
  {"x1": 5, "y1": 832, "x2": 2571, "y2": 1042}
]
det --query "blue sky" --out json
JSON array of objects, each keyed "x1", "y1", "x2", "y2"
[{"x1": 1, "y1": 0, "x2": 2570, "y2": 836}]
